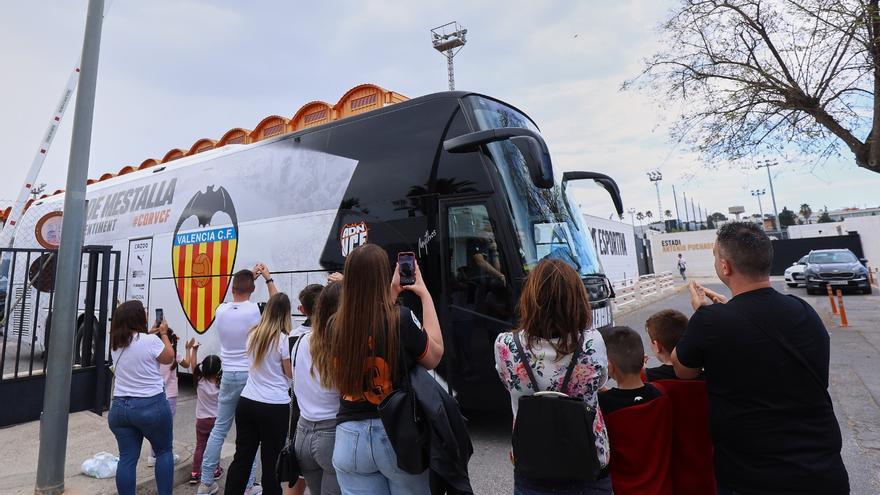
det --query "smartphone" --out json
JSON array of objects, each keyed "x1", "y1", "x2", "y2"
[
  {"x1": 398, "y1": 252, "x2": 416, "y2": 286},
  {"x1": 155, "y1": 308, "x2": 164, "y2": 325},
  {"x1": 258, "y1": 302, "x2": 267, "y2": 314}
]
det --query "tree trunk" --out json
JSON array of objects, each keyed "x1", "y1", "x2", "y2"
[{"x1": 869, "y1": 0, "x2": 880, "y2": 172}]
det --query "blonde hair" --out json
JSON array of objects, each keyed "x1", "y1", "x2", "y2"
[{"x1": 247, "y1": 293, "x2": 292, "y2": 367}]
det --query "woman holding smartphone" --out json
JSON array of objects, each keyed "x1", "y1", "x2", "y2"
[
  {"x1": 319, "y1": 244, "x2": 443, "y2": 494},
  {"x1": 108, "y1": 300, "x2": 176, "y2": 495}
]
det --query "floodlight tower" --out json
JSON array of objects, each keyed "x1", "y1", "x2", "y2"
[
  {"x1": 431, "y1": 21, "x2": 468, "y2": 90},
  {"x1": 647, "y1": 170, "x2": 664, "y2": 231}
]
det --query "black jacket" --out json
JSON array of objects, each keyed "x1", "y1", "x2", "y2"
[{"x1": 410, "y1": 366, "x2": 474, "y2": 494}]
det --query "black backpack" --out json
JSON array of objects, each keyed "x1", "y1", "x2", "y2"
[{"x1": 510, "y1": 331, "x2": 601, "y2": 481}]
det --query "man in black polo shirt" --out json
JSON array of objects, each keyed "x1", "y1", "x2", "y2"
[{"x1": 672, "y1": 222, "x2": 849, "y2": 495}]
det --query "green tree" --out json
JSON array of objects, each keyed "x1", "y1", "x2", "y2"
[
  {"x1": 778, "y1": 207, "x2": 798, "y2": 227},
  {"x1": 817, "y1": 211, "x2": 835, "y2": 223},
  {"x1": 626, "y1": 0, "x2": 880, "y2": 174}
]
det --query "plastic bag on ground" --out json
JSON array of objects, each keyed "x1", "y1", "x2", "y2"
[{"x1": 81, "y1": 452, "x2": 119, "y2": 479}]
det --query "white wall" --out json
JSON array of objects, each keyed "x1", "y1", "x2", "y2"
[
  {"x1": 787, "y1": 222, "x2": 846, "y2": 239},
  {"x1": 649, "y1": 229, "x2": 719, "y2": 277},
  {"x1": 786, "y1": 217, "x2": 880, "y2": 269},
  {"x1": 842, "y1": 216, "x2": 880, "y2": 269},
  {"x1": 583, "y1": 214, "x2": 639, "y2": 282}
]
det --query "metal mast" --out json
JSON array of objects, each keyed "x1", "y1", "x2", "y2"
[
  {"x1": 431, "y1": 22, "x2": 468, "y2": 91},
  {"x1": 756, "y1": 159, "x2": 780, "y2": 230},
  {"x1": 35, "y1": 0, "x2": 105, "y2": 492},
  {"x1": 647, "y1": 170, "x2": 663, "y2": 231}
]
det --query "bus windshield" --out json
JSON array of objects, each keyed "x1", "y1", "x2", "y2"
[{"x1": 466, "y1": 96, "x2": 602, "y2": 277}]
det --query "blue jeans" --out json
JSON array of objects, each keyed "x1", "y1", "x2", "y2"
[
  {"x1": 200, "y1": 370, "x2": 256, "y2": 487},
  {"x1": 109, "y1": 393, "x2": 173, "y2": 495},
  {"x1": 332, "y1": 418, "x2": 430, "y2": 495}
]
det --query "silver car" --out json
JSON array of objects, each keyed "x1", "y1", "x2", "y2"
[{"x1": 784, "y1": 255, "x2": 808, "y2": 287}]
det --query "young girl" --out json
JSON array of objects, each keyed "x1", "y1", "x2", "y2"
[
  {"x1": 187, "y1": 340, "x2": 224, "y2": 485},
  {"x1": 149, "y1": 328, "x2": 188, "y2": 466},
  {"x1": 320, "y1": 244, "x2": 443, "y2": 494},
  {"x1": 292, "y1": 281, "x2": 342, "y2": 495}
]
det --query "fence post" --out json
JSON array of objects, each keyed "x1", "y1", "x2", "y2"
[{"x1": 836, "y1": 289, "x2": 848, "y2": 328}]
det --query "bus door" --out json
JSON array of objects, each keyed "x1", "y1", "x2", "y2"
[{"x1": 440, "y1": 198, "x2": 516, "y2": 407}]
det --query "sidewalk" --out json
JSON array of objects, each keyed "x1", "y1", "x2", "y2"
[{"x1": 0, "y1": 382, "x2": 236, "y2": 495}]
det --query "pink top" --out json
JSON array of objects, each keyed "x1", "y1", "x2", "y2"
[
  {"x1": 159, "y1": 352, "x2": 183, "y2": 398},
  {"x1": 196, "y1": 378, "x2": 220, "y2": 419}
]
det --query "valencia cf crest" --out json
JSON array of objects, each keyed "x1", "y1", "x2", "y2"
[{"x1": 172, "y1": 186, "x2": 238, "y2": 334}]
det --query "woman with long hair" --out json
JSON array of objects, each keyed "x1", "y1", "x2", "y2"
[
  {"x1": 108, "y1": 300, "x2": 175, "y2": 495},
  {"x1": 319, "y1": 244, "x2": 443, "y2": 494},
  {"x1": 290, "y1": 281, "x2": 343, "y2": 494},
  {"x1": 493, "y1": 259, "x2": 611, "y2": 494},
  {"x1": 225, "y1": 293, "x2": 293, "y2": 495}
]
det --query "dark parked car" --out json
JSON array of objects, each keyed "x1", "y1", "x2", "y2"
[{"x1": 804, "y1": 249, "x2": 872, "y2": 295}]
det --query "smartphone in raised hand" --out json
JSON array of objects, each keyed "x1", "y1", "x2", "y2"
[
  {"x1": 398, "y1": 252, "x2": 416, "y2": 286},
  {"x1": 155, "y1": 308, "x2": 164, "y2": 325}
]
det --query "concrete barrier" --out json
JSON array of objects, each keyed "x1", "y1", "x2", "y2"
[{"x1": 612, "y1": 272, "x2": 677, "y2": 314}]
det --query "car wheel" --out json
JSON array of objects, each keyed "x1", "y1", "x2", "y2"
[
  {"x1": 865, "y1": 287, "x2": 873, "y2": 295},
  {"x1": 806, "y1": 288, "x2": 816, "y2": 295},
  {"x1": 787, "y1": 283, "x2": 797, "y2": 288}
]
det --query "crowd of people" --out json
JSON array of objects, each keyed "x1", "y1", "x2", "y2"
[{"x1": 106, "y1": 221, "x2": 849, "y2": 495}]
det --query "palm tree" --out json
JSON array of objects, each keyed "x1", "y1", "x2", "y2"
[
  {"x1": 645, "y1": 211, "x2": 654, "y2": 222},
  {"x1": 664, "y1": 209, "x2": 672, "y2": 219},
  {"x1": 799, "y1": 203, "x2": 812, "y2": 224}
]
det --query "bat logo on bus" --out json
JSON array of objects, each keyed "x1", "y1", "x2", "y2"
[
  {"x1": 341, "y1": 221, "x2": 369, "y2": 257},
  {"x1": 172, "y1": 186, "x2": 239, "y2": 334}
]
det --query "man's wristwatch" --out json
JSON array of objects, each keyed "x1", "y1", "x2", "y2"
[{"x1": 265, "y1": 278, "x2": 274, "y2": 284}]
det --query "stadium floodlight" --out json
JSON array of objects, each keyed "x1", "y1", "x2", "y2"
[
  {"x1": 431, "y1": 21, "x2": 468, "y2": 91},
  {"x1": 647, "y1": 170, "x2": 664, "y2": 232}
]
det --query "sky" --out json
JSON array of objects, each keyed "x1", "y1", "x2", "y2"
[{"x1": 2, "y1": 0, "x2": 880, "y2": 225}]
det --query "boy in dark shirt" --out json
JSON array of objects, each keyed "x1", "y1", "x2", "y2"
[
  {"x1": 600, "y1": 326, "x2": 663, "y2": 414},
  {"x1": 644, "y1": 309, "x2": 692, "y2": 381},
  {"x1": 599, "y1": 326, "x2": 673, "y2": 495}
]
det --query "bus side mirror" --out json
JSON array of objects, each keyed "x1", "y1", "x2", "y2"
[
  {"x1": 444, "y1": 128, "x2": 555, "y2": 189},
  {"x1": 562, "y1": 171, "x2": 624, "y2": 216}
]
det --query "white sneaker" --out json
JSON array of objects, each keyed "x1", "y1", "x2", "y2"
[
  {"x1": 244, "y1": 485, "x2": 263, "y2": 495},
  {"x1": 197, "y1": 482, "x2": 220, "y2": 495}
]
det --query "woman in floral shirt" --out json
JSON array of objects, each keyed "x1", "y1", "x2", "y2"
[{"x1": 494, "y1": 259, "x2": 611, "y2": 494}]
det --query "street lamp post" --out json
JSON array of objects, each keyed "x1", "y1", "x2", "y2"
[
  {"x1": 647, "y1": 170, "x2": 664, "y2": 231},
  {"x1": 751, "y1": 189, "x2": 766, "y2": 228},
  {"x1": 756, "y1": 159, "x2": 780, "y2": 231},
  {"x1": 627, "y1": 207, "x2": 636, "y2": 226}
]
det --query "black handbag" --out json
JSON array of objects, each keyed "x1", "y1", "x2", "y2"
[
  {"x1": 378, "y1": 347, "x2": 430, "y2": 474},
  {"x1": 277, "y1": 336, "x2": 305, "y2": 486},
  {"x1": 510, "y1": 331, "x2": 601, "y2": 481}
]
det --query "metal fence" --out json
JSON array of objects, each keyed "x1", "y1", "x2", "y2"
[
  {"x1": 612, "y1": 271, "x2": 676, "y2": 310},
  {"x1": 0, "y1": 245, "x2": 120, "y2": 427}
]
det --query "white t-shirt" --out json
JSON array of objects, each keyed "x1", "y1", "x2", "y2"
[
  {"x1": 215, "y1": 301, "x2": 261, "y2": 372},
  {"x1": 111, "y1": 333, "x2": 166, "y2": 398},
  {"x1": 241, "y1": 335, "x2": 291, "y2": 404},
  {"x1": 293, "y1": 332, "x2": 340, "y2": 422}
]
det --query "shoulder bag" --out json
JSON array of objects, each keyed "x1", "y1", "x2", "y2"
[
  {"x1": 277, "y1": 333, "x2": 305, "y2": 486},
  {"x1": 511, "y1": 331, "x2": 601, "y2": 481},
  {"x1": 378, "y1": 343, "x2": 431, "y2": 474}
]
